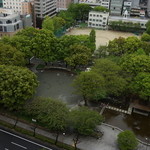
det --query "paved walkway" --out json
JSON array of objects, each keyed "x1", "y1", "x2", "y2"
[{"x1": 0, "y1": 114, "x2": 149, "y2": 150}]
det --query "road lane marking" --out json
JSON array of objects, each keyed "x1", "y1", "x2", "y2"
[
  {"x1": 5, "y1": 148, "x2": 9, "y2": 150},
  {"x1": 11, "y1": 142, "x2": 27, "y2": 149},
  {"x1": 0, "y1": 129, "x2": 52, "y2": 150}
]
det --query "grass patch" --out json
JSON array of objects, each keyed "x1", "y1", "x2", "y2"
[
  {"x1": 0, "y1": 120, "x2": 14, "y2": 129},
  {"x1": 36, "y1": 64, "x2": 45, "y2": 70},
  {"x1": 15, "y1": 127, "x2": 34, "y2": 136}
]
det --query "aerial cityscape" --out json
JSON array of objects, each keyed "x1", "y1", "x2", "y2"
[{"x1": 0, "y1": 0, "x2": 149, "y2": 150}]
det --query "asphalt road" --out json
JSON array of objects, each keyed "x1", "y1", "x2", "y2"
[{"x1": 0, "y1": 128, "x2": 57, "y2": 150}]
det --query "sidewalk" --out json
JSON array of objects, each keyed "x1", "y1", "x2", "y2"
[{"x1": 0, "y1": 114, "x2": 149, "y2": 150}]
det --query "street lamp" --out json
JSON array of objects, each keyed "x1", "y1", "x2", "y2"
[
  {"x1": 32, "y1": 118, "x2": 37, "y2": 137},
  {"x1": 145, "y1": 138, "x2": 149, "y2": 150},
  {"x1": 62, "y1": 132, "x2": 66, "y2": 149}
]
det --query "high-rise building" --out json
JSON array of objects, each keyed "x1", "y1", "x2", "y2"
[
  {"x1": 3, "y1": 0, "x2": 33, "y2": 15},
  {"x1": 34, "y1": 0, "x2": 56, "y2": 19},
  {"x1": 110, "y1": 0, "x2": 124, "y2": 15},
  {"x1": 57, "y1": 0, "x2": 72, "y2": 11}
]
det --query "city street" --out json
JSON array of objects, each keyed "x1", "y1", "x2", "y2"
[{"x1": 0, "y1": 128, "x2": 57, "y2": 150}]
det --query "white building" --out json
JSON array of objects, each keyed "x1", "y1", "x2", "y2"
[
  {"x1": 79, "y1": 0, "x2": 110, "y2": 9},
  {"x1": 0, "y1": 8, "x2": 23, "y2": 37},
  {"x1": 34, "y1": 0, "x2": 56, "y2": 19},
  {"x1": 3, "y1": 0, "x2": 33, "y2": 15},
  {"x1": 88, "y1": 11, "x2": 109, "y2": 29},
  {"x1": 108, "y1": 16, "x2": 148, "y2": 29}
]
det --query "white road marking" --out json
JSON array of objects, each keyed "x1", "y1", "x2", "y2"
[
  {"x1": 5, "y1": 148, "x2": 9, "y2": 150},
  {"x1": 11, "y1": 142, "x2": 27, "y2": 149},
  {"x1": 0, "y1": 129, "x2": 52, "y2": 150}
]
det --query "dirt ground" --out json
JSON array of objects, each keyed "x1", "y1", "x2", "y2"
[{"x1": 66, "y1": 28, "x2": 139, "y2": 49}]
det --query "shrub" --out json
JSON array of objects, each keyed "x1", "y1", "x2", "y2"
[{"x1": 117, "y1": 130, "x2": 138, "y2": 150}]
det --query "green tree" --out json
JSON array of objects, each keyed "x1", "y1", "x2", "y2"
[
  {"x1": 117, "y1": 130, "x2": 138, "y2": 150},
  {"x1": 65, "y1": 44, "x2": 92, "y2": 68},
  {"x1": 73, "y1": 71, "x2": 106, "y2": 105},
  {"x1": 0, "y1": 65, "x2": 38, "y2": 110},
  {"x1": 92, "y1": 59, "x2": 127, "y2": 97},
  {"x1": 108, "y1": 37, "x2": 126, "y2": 56},
  {"x1": 31, "y1": 29, "x2": 57, "y2": 64},
  {"x1": 25, "y1": 97, "x2": 69, "y2": 144},
  {"x1": 130, "y1": 72, "x2": 150, "y2": 101},
  {"x1": 120, "y1": 51, "x2": 150, "y2": 76},
  {"x1": 95, "y1": 45, "x2": 108, "y2": 58},
  {"x1": 0, "y1": 43, "x2": 25, "y2": 66},
  {"x1": 42, "y1": 16, "x2": 54, "y2": 32},
  {"x1": 108, "y1": 37, "x2": 141, "y2": 56},
  {"x1": 141, "y1": 33, "x2": 150, "y2": 42},
  {"x1": 92, "y1": 6, "x2": 109, "y2": 12},
  {"x1": 68, "y1": 3, "x2": 92, "y2": 21},
  {"x1": 2, "y1": 27, "x2": 39, "y2": 64},
  {"x1": 53, "y1": 16, "x2": 65, "y2": 32},
  {"x1": 146, "y1": 26, "x2": 150, "y2": 34},
  {"x1": 89, "y1": 29, "x2": 96, "y2": 51},
  {"x1": 69, "y1": 107, "x2": 103, "y2": 149}
]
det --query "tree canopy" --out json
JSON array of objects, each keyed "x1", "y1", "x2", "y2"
[
  {"x1": 69, "y1": 107, "x2": 103, "y2": 136},
  {"x1": 92, "y1": 58, "x2": 127, "y2": 97},
  {"x1": 0, "y1": 43, "x2": 25, "y2": 66},
  {"x1": 0, "y1": 65, "x2": 38, "y2": 110},
  {"x1": 73, "y1": 71, "x2": 106, "y2": 105},
  {"x1": 117, "y1": 130, "x2": 138, "y2": 150}
]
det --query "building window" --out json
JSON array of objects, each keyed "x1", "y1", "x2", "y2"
[
  {"x1": 0, "y1": 26, "x2": 2, "y2": 31},
  {"x1": 6, "y1": 20, "x2": 12, "y2": 24},
  {"x1": 0, "y1": 21, "x2": 3, "y2": 24},
  {"x1": 17, "y1": 24, "x2": 19, "y2": 29},
  {"x1": 4, "y1": 26, "x2": 7, "y2": 32}
]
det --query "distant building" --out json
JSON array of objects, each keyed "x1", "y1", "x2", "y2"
[
  {"x1": 79, "y1": 0, "x2": 110, "y2": 9},
  {"x1": 88, "y1": 11, "x2": 109, "y2": 29},
  {"x1": 110, "y1": 0, "x2": 124, "y2": 16},
  {"x1": 57, "y1": 0, "x2": 72, "y2": 11},
  {"x1": 34, "y1": 0, "x2": 56, "y2": 19},
  {"x1": 0, "y1": 8, "x2": 23, "y2": 37},
  {"x1": 3, "y1": 0, "x2": 33, "y2": 15},
  {"x1": 108, "y1": 16, "x2": 148, "y2": 29}
]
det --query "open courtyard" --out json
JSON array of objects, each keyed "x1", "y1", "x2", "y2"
[{"x1": 66, "y1": 28, "x2": 139, "y2": 48}]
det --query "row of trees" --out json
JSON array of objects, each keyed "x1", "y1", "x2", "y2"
[
  {"x1": 1, "y1": 27, "x2": 95, "y2": 68},
  {"x1": 25, "y1": 97, "x2": 103, "y2": 148}
]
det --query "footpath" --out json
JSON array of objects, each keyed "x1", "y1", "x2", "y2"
[{"x1": 0, "y1": 114, "x2": 149, "y2": 150}]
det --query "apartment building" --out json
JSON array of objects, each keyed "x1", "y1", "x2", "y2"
[
  {"x1": 88, "y1": 11, "x2": 109, "y2": 29},
  {"x1": 57, "y1": 0, "x2": 72, "y2": 11},
  {"x1": 79, "y1": 0, "x2": 110, "y2": 9},
  {"x1": 34, "y1": 0, "x2": 56, "y2": 19},
  {"x1": 3, "y1": 0, "x2": 32, "y2": 15},
  {"x1": 110, "y1": 0, "x2": 124, "y2": 15},
  {"x1": 0, "y1": 8, "x2": 23, "y2": 37}
]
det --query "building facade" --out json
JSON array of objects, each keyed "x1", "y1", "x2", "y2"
[
  {"x1": 79, "y1": 0, "x2": 110, "y2": 9},
  {"x1": 110, "y1": 0, "x2": 124, "y2": 15},
  {"x1": 57, "y1": 0, "x2": 72, "y2": 11},
  {"x1": 3, "y1": 0, "x2": 33, "y2": 15},
  {"x1": 108, "y1": 16, "x2": 148, "y2": 29},
  {"x1": 88, "y1": 11, "x2": 109, "y2": 29},
  {"x1": 0, "y1": 8, "x2": 23, "y2": 37},
  {"x1": 34, "y1": 0, "x2": 56, "y2": 19}
]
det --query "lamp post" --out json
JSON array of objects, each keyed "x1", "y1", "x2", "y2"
[
  {"x1": 32, "y1": 118, "x2": 37, "y2": 137},
  {"x1": 145, "y1": 138, "x2": 149, "y2": 150},
  {"x1": 62, "y1": 132, "x2": 66, "y2": 149}
]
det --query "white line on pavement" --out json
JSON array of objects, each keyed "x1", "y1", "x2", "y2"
[
  {"x1": 11, "y1": 142, "x2": 27, "y2": 149},
  {"x1": 5, "y1": 148, "x2": 9, "y2": 150},
  {"x1": 0, "y1": 129, "x2": 52, "y2": 150}
]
